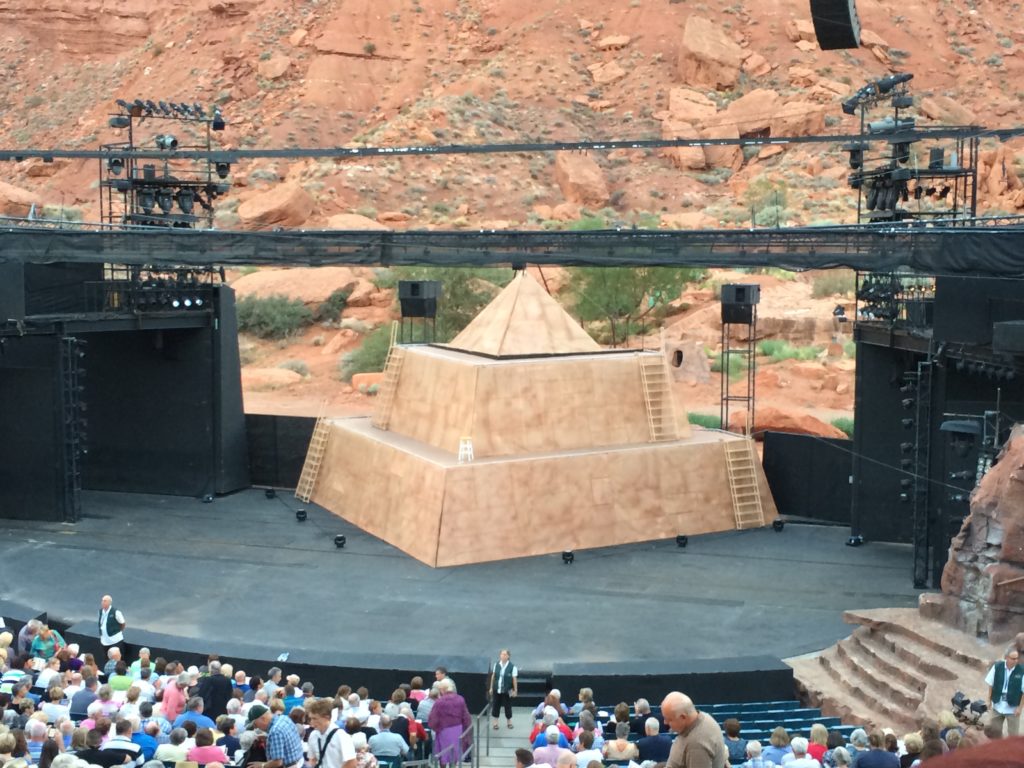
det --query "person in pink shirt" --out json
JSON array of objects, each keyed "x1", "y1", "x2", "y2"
[
  {"x1": 186, "y1": 729, "x2": 229, "y2": 764},
  {"x1": 162, "y1": 671, "x2": 190, "y2": 724}
]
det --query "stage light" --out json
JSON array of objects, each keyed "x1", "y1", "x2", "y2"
[
  {"x1": 900, "y1": 478, "x2": 913, "y2": 490},
  {"x1": 145, "y1": 100, "x2": 158, "y2": 114},
  {"x1": 950, "y1": 470, "x2": 973, "y2": 480},
  {"x1": 900, "y1": 459, "x2": 913, "y2": 469},
  {"x1": 159, "y1": 101, "x2": 173, "y2": 115},
  {"x1": 202, "y1": 494, "x2": 214, "y2": 503},
  {"x1": 561, "y1": 550, "x2": 574, "y2": 565},
  {"x1": 969, "y1": 700, "x2": 987, "y2": 722},
  {"x1": 265, "y1": 488, "x2": 276, "y2": 499},
  {"x1": 215, "y1": 162, "x2": 231, "y2": 179},
  {"x1": 841, "y1": 98, "x2": 859, "y2": 116},
  {"x1": 155, "y1": 134, "x2": 178, "y2": 151},
  {"x1": 108, "y1": 116, "x2": 130, "y2": 129},
  {"x1": 950, "y1": 493, "x2": 969, "y2": 503},
  {"x1": 183, "y1": 297, "x2": 193, "y2": 308},
  {"x1": 900, "y1": 442, "x2": 914, "y2": 454},
  {"x1": 846, "y1": 535, "x2": 864, "y2": 547},
  {"x1": 772, "y1": 519, "x2": 785, "y2": 532},
  {"x1": 176, "y1": 189, "x2": 195, "y2": 215},
  {"x1": 901, "y1": 398, "x2": 915, "y2": 410},
  {"x1": 675, "y1": 535, "x2": 688, "y2": 548},
  {"x1": 193, "y1": 103, "x2": 207, "y2": 118},
  {"x1": 116, "y1": 98, "x2": 132, "y2": 112},
  {"x1": 137, "y1": 189, "x2": 156, "y2": 213},
  {"x1": 194, "y1": 296, "x2": 204, "y2": 308},
  {"x1": 107, "y1": 157, "x2": 124, "y2": 175},
  {"x1": 296, "y1": 509, "x2": 307, "y2": 522},
  {"x1": 902, "y1": 418, "x2": 915, "y2": 429},
  {"x1": 334, "y1": 534, "x2": 346, "y2": 548},
  {"x1": 899, "y1": 492, "x2": 910, "y2": 503},
  {"x1": 156, "y1": 188, "x2": 175, "y2": 214},
  {"x1": 212, "y1": 108, "x2": 226, "y2": 131}
]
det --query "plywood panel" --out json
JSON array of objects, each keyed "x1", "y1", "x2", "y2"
[
  {"x1": 434, "y1": 437, "x2": 746, "y2": 566},
  {"x1": 312, "y1": 421, "x2": 447, "y2": 565},
  {"x1": 385, "y1": 351, "x2": 478, "y2": 455}
]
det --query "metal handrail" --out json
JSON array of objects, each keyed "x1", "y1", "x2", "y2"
[{"x1": 427, "y1": 703, "x2": 489, "y2": 768}]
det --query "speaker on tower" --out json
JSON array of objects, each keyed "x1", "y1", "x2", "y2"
[{"x1": 809, "y1": 0, "x2": 861, "y2": 50}]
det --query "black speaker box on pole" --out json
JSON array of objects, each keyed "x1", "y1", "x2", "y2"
[
  {"x1": 809, "y1": 0, "x2": 862, "y2": 50},
  {"x1": 398, "y1": 280, "x2": 440, "y2": 319},
  {"x1": 720, "y1": 284, "x2": 760, "y2": 325}
]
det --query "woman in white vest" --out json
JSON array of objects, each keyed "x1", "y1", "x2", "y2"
[{"x1": 488, "y1": 649, "x2": 518, "y2": 731}]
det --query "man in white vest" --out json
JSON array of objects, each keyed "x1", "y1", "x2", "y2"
[
  {"x1": 99, "y1": 594, "x2": 127, "y2": 650},
  {"x1": 986, "y1": 646, "x2": 1023, "y2": 736}
]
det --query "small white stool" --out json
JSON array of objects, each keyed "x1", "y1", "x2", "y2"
[{"x1": 457, "y1": 436, "x2": 474, "y2": 464}]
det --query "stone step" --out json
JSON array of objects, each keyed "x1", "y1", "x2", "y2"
[
  {"x1": 843, "y1": 608, "x2": 995, "y2": 672},
  {"x1": 846, "y1": 628, "x2": 928, "y2": 696},
  {"x1": 834, "y1": 634, "x2": 923, "y2": 713},
  {"x1": 789, "y1": 655, "x2": 883, "y2": 730},
  {"x1": 817, "y1": 648, "x2": 919, "y2": 732}
]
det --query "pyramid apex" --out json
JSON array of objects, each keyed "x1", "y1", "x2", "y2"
[{"x1": 445, "y1": 272, "x2": 600, "y2": 357}]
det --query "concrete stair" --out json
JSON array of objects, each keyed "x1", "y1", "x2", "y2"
[
  {"x1": 477, "y1": 706, "x2": 536, "y2": 768},
  {"x1": 789, "y1": 607, "x2": 999, "y2": 733}
]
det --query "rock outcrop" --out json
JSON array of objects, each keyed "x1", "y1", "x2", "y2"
[
  {"x1": 553, "y1": 152, "x2": 609, "y2": 207},
  {"x1": 921, "y1": 425, "x2": 1024, "y2": 642},
  {"x1": 727, "y1": 405, "x2": 847, "y2": 440},
  {"x1": 0, "y1": 181, "x2": 41, "y2": 217},
  {"x1": 238, "y1": 183, "x2": 314, "y2": 229},
  {"x1": 676, "y1": 16, "x2": 744, "y2": 90}
]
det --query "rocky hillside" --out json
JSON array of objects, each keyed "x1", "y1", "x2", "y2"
[{"x1": 1, "y1": 0, "x2": 1023, "y2": 228}]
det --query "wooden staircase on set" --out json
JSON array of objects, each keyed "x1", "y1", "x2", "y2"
[
  {"x1": 789, "y1": 608, "x2": 996, "y2": 733},
  {"x1": 638, "y1": 354, "x2": 679, "y2": 442},
  {"x1": 724, "y1": 439, "x2": 766, "y2": 530},
  {"x1": 295, "y1": 403, "x2": 331, "y2": 503}
]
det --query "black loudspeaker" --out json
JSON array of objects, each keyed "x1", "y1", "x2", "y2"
[
  {"x1": 720, "y1": 284, "x2": 760, "y2": 325},
  {"x1": 809, "y1": 0, "x2": 861, "y2": 50},
  {"x1": 398, "y1": 280, "x2": 440, "y2": 318},
  {"x1": 0, "y1": 262, "x2": 26, "y2": 322},
  {"x1": 993, "y1": 321, "x2": 1024, "y2": 355}
]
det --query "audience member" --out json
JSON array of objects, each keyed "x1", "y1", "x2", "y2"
[
  {"x1": 173, "y1": 697, "x2": 216, "y2": 730},
  {"x1": 602, "y1": 722, "x2": 638, "y2": 761},
  {"x1": 427, "y1": 678, "x2": 471, "y2": 768},
  {"x1": 100, "y1": 719, "x2": 145, "y2": 767},
  {"x1": 196, "y1": 660, "x2": 234, "y2": 720},
  {"x1": 723, "y1": 718, "x2": 747, "y2": 764},
  {"x1": 367, "y1": 715, "x2": 409, "y2": 758},
  {"x1": 74, "y1": 729, "x2": 125, "y2": 768},
  {"x1": 130, "y1": 718, "x2": 158, "y2": 761},
  {"x1": 154, "y1": 728, "x2": 189, "y2": 763},
  {"x1": 568, "y1": 688, "x2": 593, "y2": 717},
  {"x1": 808, "y1": 724, "x2": 829, "y2": 763},
  {"x1": 660, "y1": 692, "x2": 727, "y2": 768},
  {"x1": 762, "y1": 727, "x2": 793, "y2": 765},
  {"x1": 742, "y1": 740, "x2": 774, "y2": 768},
  {"x1": 637, "y1": 716, "x2": 672, "y2": 763},
  {"x1": 574, "y1": 730, "x2": 602, "y2": 768},
  {"x1": 784, "y1": 736, "x2": 821, "y2": 768},
  {"x1": 534, "y1": 726, "x2": 570, "y2": 767},
  {"x1": 187, "y1": 727, "x2": 229, "y2": 764},
  {"x1": 351, "y1": 732, "x2": 378, "y2": 768},
  {"x1": 630, "y1": 698, "x2": 662, "y2": 736},
  {"x1": 248, "y1": 703, "x2": 304, "y2": 768},
  {"x1": 899, "y1": 733, "x2": 922, "y2": 768},
  {"x1": 854, "y1": 731, "x2": 898, "y2": 768},
  {"x1": 307, "y1": 697, "x2": 356, "y2": 768}
]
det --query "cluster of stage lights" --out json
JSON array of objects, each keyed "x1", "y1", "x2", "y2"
[
  {"x1": 133, "y1": 270, "x2": 210, "y2": 312},
  {"x1": 112, "y1": 99, "x2": 225, "y2": 130},
  {"x1": 954, "y1": 359, "x2": 1017, "y2": 382},
  {"x1": 951, "y1": 691, "x2": 987, "y2": 723}
]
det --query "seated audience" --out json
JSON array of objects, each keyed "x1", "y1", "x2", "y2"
[
  {"x1": 723, "y1": 718, "x2": 747, "y2": 765},
  {"x1": 153, "y1": 728, "x2": 189, "y2": 764},
  {"x1": 534, "y1": 726, "x2": 571, "y2": 767},
  {"x1": 762, "y1": 727, "x2": 792, "y2": 765},
  {"x1": 574, "y1": 730, "x2": 602, "y2": 768},
  {"x1": 636, "y1": 716, "x2": 671, "y2": 763},
  {"x1": 187, "y1": 727, "x2": 229, "y2": 764},
  {"x1": 601, "y1": 722, "x2": 637, "y2": 762},
  {"x1": 741, "y1": 740, "x2": 774, "y2": 768}
]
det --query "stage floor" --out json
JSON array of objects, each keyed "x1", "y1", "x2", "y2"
[{"x1": 0, "y1": 488, "x2": 922, "y2": 667}]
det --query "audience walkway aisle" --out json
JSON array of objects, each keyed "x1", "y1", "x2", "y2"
[{"x1": 477, "y1": 706, "x2": 535, "y2": 768}]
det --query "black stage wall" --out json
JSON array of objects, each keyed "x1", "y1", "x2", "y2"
[
  {"x1": 53, "y1": 620, "x2": 794, "y2": 713},
  {"x1": 246, "y1": 414, "x2": 316, "y2": 489},
  {"x1": 762, "y1": 432, "x2": 852, "y2": 524},
  {"x1": 80, "y1": 286, "x2": 249, "y2": 496},
  {"x1": 0, "y1": 335, "x2": 65, "y2": 520},
  {"x1": 850, "y1": 343, "x2": 922, "y2": 543}
]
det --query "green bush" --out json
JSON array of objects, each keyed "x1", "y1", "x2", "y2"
[
  {"x1": 687, "y1": 412, "x2": 722, "y2": 429},
  {"x1": 277, "y1": 359, "x2": 309, "y2": 377},
  {"x1": 339, "y1": 325, "x2": 393, "y2": 382},
  {"x1": 236, "y1": 295, "x2": 313, "y2": 339},
  {"x1": 811, "y1": 269, "x2": 857, "y2": 298},
  {"x1": 313, "y1": 288, "x2": 350, "y2": 323},
  {"x1": 831, "y1": 417, "x2": 854, "y2": 438},
  {"x1": 756, "y1": 340, "x2": 823, "y2": 362},
  {"x1": 710, "y1": 352, "x2": 746, "y2": 378}
]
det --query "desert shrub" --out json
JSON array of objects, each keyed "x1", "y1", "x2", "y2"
[
  {"x1": 339, "y1": 325, "x2": 392, "y2": 382},
  {"x1": 756, "y1": 341, "x2": 822, "y2": 362},
  {"x1": 843, "y1": 340, "x2": 856, "y2": 357},
  {"x1": 278, "y1": 359, "x2": 309, "y2": 376},
  {"x1": 831, "y1": 417, "x2": 854, "y2": 437},
  {"x1": 811, "y1": 269, "x2": 856, "y2": 298},
  {"x1": 687, "y1": 412, "x2": 721, "y2": 429},
  {"x1": 710, "y1": 352, "x2": 746, "y2": 378},
  {"x1": 313, "y1": 288, "x2": 350, "y2": 323},
  {"x1": 236, "y1": 295, "x2": 313, "y2": 339}
]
